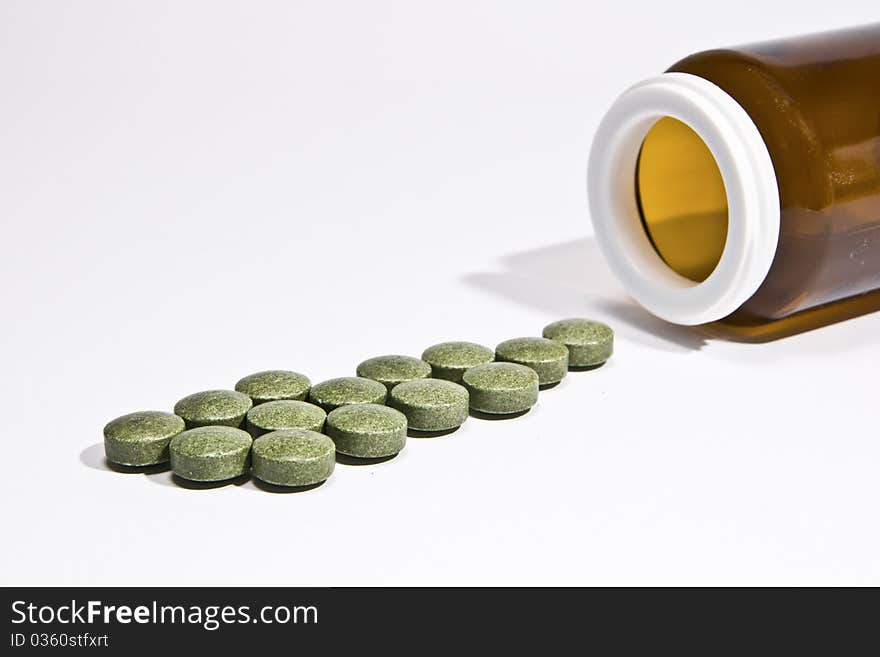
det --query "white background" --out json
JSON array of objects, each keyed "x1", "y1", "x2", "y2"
[{"x1": 2, "y1": 1, "x2": 879, "y2": 586}]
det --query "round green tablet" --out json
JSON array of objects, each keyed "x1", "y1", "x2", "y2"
[
  {"x1": 103, "y1": 411, "x2": 185, "y2": 466},
  {"x1": 389, "y1": 378, "x2": 469, "y2": 432},
  {"x1": 494, "y1": 337, "x2": 569, "y2": 386},
  {"x1": 173, "y1": 390, "x2": 253, "y2": 429},
  {"x1": 356, "y1": 355, "x2": 431, "y2": 391},
  {"x1": 246, "y1": 400, "x2": 327, "y2": 437},
  {"x1": 252, "y1": 429, "x2": 335, "y2": 487},
  {"x1": 542, "y1": 318, "x2": 614, "y2": 368},
  {"x1": 234, "y1": 370, "x2": 311, "y2": 404},
  {"x1": 325, "y1": 404, "x2": 407, "y2": 458},
  {"x1": 170, "y1": 426, "x2": 252, "y2": 482},
  {"x1": 461, "y1": 362, "x2": 539, "y2": 415},
  {"x1": 308, "y1": 377, "x2": 387, "y2": 413},
  {"x1": 421, "y1": 341, "x2": 495, "y2": 383}
]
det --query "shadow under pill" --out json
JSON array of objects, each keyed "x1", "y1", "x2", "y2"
[
  {"x1": 106, "y1": 460, "x2": 170, "y2": 475},
  {"x1": 539, "y1": 381, "x2": 561, "y2": 391},
  {"x1": 407, "y1": 427, "x2": 459, "y2": 438},
  {"x1": 335, "y1": 453, "x2": 399, "y2": 466},
  {"x1": 170, "y1": 473, "x2": 251, "y2": 490},
  {"x1": 569, "y1": 363, "x2": 607, "y2": 372},
  {"x1": 469, "y1": 409, "x2": 531, "y2": 421},
  {"x1": 251, "y1": 478, "x2": 327, "y2": 494}
]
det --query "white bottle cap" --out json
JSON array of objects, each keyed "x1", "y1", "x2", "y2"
[{"x1": 587, "y1": 72, "x2": 780, "y2": 325}]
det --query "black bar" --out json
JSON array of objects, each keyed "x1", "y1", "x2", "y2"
[{"x1": 0, "y1": 587, "x2": 876, "y2": 652}]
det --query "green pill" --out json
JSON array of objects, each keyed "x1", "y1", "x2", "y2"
[
  {"x1": 421, "y1": 341, "x2": 494, "y2": 383},
  {"x1": 542, "y1": 318, "x2": 614, "y2": 368},
  {"x1": 173, "y1": 390, "x2": 253, "y2": 428},
  {"x1": 325, "y1": 403, "x2": 407, "y2": 459},
  {"x1": 246, "y1": 400, "x2": 327, "y2": 437},
  {"x1": 234, "y1": 370, "x2": 311, "y2": 404},
  {"x1": 103, "y1": 411, "x2": 185, "y2": 466},
  {"x1": 169, "y1": 426, "x2": 252, "y2": 482},
  {"x1": 495, "y1": 337, "x2": 569, "y2": 386},
  {"x1": 389, "y1": 378, "x2": 469, "y2": 432},
  {"x1": 308, "y1": 377, "x2": 387, "y2": 413},
  {"x1": 461, "y1": 362, "x2": 539, "y2": 415},
  {"x1": 252, "y1": 429, "x2": 335, "y2": 487},
  {"x1": 356, "y1": 355, "x2": 431, "y2": 391}
]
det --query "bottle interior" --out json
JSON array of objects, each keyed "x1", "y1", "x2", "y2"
[{"x1": 635, "y1": 117, "x2": 729, "y2": 283}]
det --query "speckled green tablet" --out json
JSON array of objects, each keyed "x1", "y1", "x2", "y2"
[
  {"x1": 103, "y1": 411, "x2": 185, "y2": 466},
  {"x1": 461, "y1": 362, "x2": 539, "y2": 415},
  {"x1": 543, "y1": 318, "x2": 614, "y2": 367},
  {"x1": 234, "y1": 370, "x2": 311, "y2": 404},
  {"x1": 246, "y1": 400, "x2": 327, "y2": 437},
  {"x1": 421, "y1": 341, "x2": 495, "y2": 383},
  {"x1": 308, "y1": 377, "x2": 387, "y2": 413},
  {"x1": 356, "y1": 355, "x2": 431, "y2": 391},
  {"x1": 389, "y1": 378, "x2": 469, "y2": 432},
  {"x1": 252, "y1": 429, "x2": 335, "y2": 487},
  {"x1": 169, "y1": 426, "x2": 252, "y2": 482},
  {"x1": 173, "y1": 390, "x2": 253, "y2": 428},
  {"x1": 495, "y1": 337, "x2": 569, "y2": 386},
  {"x1": 325, "y1": 403, "x2": 407, "y2": 458}
]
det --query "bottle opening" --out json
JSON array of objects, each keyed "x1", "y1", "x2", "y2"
[
  {"x1": 635, "y1": 117, "x2": 729, "y2": 283},
  {"x1": 588, "y1": 73, "x2": 780, "y2": 324}
]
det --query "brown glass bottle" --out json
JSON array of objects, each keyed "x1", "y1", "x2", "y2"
[{"x1": 589, "y1": 24, "x2": 880, "y2": 340}]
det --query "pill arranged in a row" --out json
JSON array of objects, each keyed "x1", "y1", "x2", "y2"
[{"x1": 102, "y1": 318, "x2": 613, "y2": 488}]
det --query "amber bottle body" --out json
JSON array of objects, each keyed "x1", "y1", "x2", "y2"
[{"x1": 670, "y1": 25, "x2": 880, "y2": 338}]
